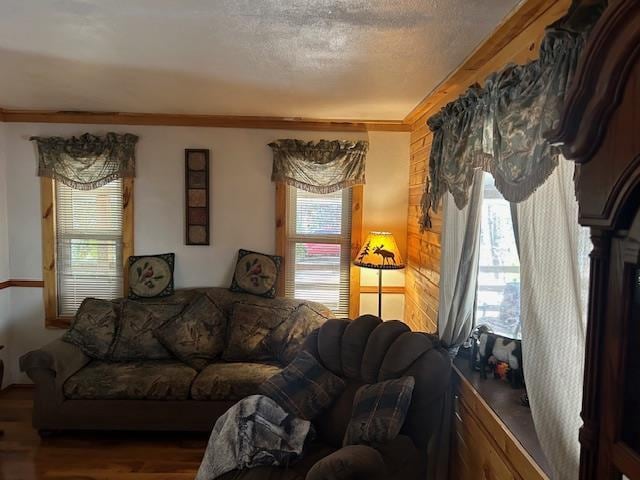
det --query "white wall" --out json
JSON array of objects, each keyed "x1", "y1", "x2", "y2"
[
  {"x1": 2, "y1": 123, "x2": 409, "y2": 384},
  {"x1": 359, "y1": 131, "x2": 409, "y2": 319},
  {"x1": 0, "y1": 123, "x2": 11, "y2": 388}
]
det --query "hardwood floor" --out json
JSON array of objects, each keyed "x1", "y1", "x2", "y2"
[{"x1": 0, "y1": 387, "x2": 209, "y2": 479}]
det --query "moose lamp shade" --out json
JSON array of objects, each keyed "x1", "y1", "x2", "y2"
[
  {"x1": 354, "y1": 231, "x2": 405, "y2": 270},
  {"x1": 354, "y1": 231, "x2": 405, "y2": 319}
]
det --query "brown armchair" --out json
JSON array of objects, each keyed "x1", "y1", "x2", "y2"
[{"x1": 218, "y1": 315, "x2": 452, "y2": 480}]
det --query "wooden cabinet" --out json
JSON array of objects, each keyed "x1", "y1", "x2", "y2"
[
  {"x1": 549, "y1": 0, "x2": 640, "y2": 478},
  {"x1": 452, "y1": 368, "x2": 548, "y2": 480}
]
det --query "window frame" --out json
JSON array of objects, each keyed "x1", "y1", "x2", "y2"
[
  {"x1": 40, "y1": 177, "x2": 134, "y2": 328},
  {"x1": 275, "y1": 182, "x2": 362, "y2": 318}
]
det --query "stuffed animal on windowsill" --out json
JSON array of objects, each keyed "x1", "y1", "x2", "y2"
[{"x1": 470, "y1": 326, "x2": 524, "y2": 388}]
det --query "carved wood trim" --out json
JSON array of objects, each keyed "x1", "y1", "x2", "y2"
[
  {"x1": 548, "y1": 0, "x2": 640, "y2": 163},
  {"x1": 577, "y1": 153, "x2": 640, "y2": 229}
]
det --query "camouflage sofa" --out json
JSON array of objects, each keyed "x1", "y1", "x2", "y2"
[{"x1": 20, "y1": 288, "x2": 332, "y2": 433}]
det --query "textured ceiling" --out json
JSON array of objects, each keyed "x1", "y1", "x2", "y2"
[{"x1": 0, "y1": 0, "x2": 520, "y2": 119}]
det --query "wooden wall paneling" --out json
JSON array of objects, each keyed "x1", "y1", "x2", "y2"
[
  {"x1": 403, "y1": 0, "x2": 572, "y2": 331},
  {"x1": 349, "y1": 185, "x2": 364, "y2": 319}
]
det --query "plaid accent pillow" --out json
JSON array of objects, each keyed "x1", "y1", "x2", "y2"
[
  {"x1": 260, "y1": 351, "x2": 346, "y2": 420},
  {"x1": 343, "y1": 376, "x2": 415, "y2": 446}
]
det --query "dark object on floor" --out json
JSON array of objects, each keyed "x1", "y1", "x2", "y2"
[{"x1": 520, "y1": 393, "x2": 530, "y2": 408}]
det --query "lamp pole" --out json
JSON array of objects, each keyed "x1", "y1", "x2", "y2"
[{"x1": 378, "y1": 269, "x2": 383, "y2": 318}]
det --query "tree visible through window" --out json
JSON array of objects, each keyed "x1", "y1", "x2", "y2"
[{"x1": 475, "y1": 173, "x2": 521, "y2": 339}]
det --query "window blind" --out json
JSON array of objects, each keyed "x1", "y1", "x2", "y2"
[
  {"x1": 55, "y1": 179, "x2": 123, "y2": 317},
  {"x1": 285, "y1": 186, "x2": 352, "y2": 317}
]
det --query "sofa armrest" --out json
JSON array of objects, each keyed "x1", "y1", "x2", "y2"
[
  {"x1": 306, "y1": 445, "x2": 388, "y2": 480},
  {"x1": 20, "y1": 338, "x2": 91, "y2": 387}
]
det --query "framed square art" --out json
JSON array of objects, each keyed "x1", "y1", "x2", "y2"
[{"x1": 185, "y1": 149, "x2": 210, "y2": 245}]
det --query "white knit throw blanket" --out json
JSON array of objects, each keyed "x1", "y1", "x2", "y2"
[{"x1": 195, "y1": 395, "x2": 312, "y2": 480}]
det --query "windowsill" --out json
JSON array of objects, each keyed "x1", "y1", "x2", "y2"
[{"x1": 453, "y1": 356, "x2": 552, "y2": 477}]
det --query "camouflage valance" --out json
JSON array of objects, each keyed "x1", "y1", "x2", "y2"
[
  {"x1": 269, "y1": 139, "x2": 368, "y2": 194},
  {"x1": 419, "y1": 1, "x2": 605, "y2": 230},
  {"x1": 31, "y1": 132, "x2": 138, "y2": 190}
]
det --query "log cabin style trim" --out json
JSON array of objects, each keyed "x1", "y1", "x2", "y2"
[
  {"x1": 40, "y1": 177, "x2": 134, "y2": 329},
  {"x1": 0, "y1": 108, "x2": 410, "y2": 133}
]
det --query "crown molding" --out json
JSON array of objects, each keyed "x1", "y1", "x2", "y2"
[{"x1": 0, "y1": 108, "x2": 411, "y2": 132}]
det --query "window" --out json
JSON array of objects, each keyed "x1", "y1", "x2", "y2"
[
  {"x1": 278, "y1": 185, "x2": 362, "y2": 317},
  {"x1": 475, "y1": 173, "x2": 521, "y2": 338},
  {"x1": 41, "y1": 177, "x2": 133, "y2": 326}
]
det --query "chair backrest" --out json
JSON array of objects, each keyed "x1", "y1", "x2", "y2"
[{"x1": 303, "y1": 315, "x2": 452, "y2": 450}]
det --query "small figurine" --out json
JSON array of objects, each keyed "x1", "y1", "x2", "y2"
[{"x1": 472, "y1": 326, "x2": 524, "y2": 388}]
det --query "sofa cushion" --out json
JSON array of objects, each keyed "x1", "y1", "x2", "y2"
[
  {"x1": 153, "y1": 293, "x2": 226, "y2": 370},
  {"x1": 62, "y1": 298, "x2": 120, "y2": 360},
  {"x1": 63, "y1": 360, "x2": 197, "y2": 400},
  {"x1": 191, "y1": 362, "x2": 282, "y2": 401},
  {"x1": 260, "y1": 351, "x2": 346, "y2": 420},
  {"x1": 222, "y1": 303, "x2": 289, "y2": 362},
  {"x1": 343, "y1": 376, "x2": 415, "y2": 447},
  {"x1": 229, "y1": 248, "x2": 282, "y2": 298},
  {"x1": 111, "y1": 300, "x2": 185, "y2": 361}
]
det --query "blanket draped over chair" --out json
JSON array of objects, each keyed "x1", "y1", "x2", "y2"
[{"x1": 196, "y1": 395, "x2": 313, "y2": 480}]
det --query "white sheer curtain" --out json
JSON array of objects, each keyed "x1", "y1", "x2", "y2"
[
  {"x1": 517, "y1": 158, "x2": 591, "y2": 480},
  {"x1": 438, "y1": 170, "x2": 484, "y2": 354}
]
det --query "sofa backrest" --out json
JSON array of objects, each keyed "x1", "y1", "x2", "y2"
[
  {"x1": 302, "y1": 315, "x2": 452, "y2": 450},
  {"x1": 135, "y1": 287, "x2": 334, "y2": 364}
]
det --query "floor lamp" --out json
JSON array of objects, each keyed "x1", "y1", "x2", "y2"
[{"x1": 354, "y1": 231, "x2": 405, "y2": 318}]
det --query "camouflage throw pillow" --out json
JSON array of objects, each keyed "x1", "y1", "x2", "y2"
[
  {"x1": 110, "y1": 300, "x2": 184, "y2": 361},
  {"x1": 62, "y1": 298, "x2": 120, "y2": 360},
  {"x1": 222, "y1": 302, "x2": 289, "y2": 362},
  {"x1": 153, "y1": 294, "x2": 227, "y2": 370},
  {"x1": 268, "y1": 304, "x2": 332, "y2": 365}
]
